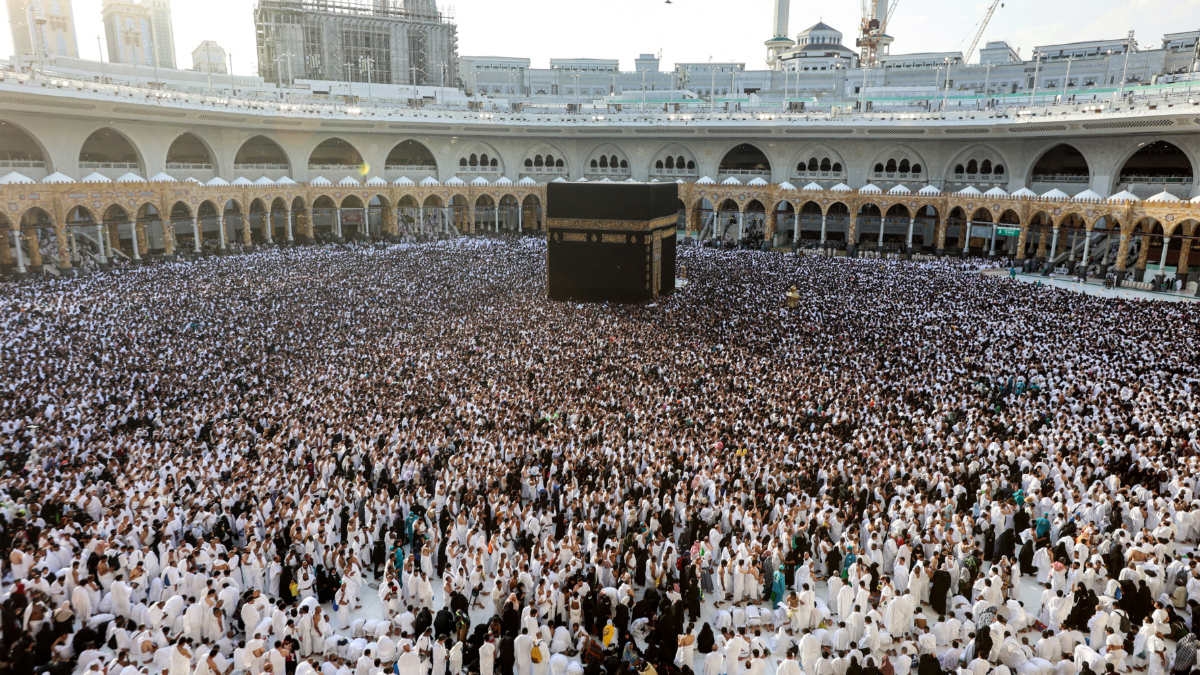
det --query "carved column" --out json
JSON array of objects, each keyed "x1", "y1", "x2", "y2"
[
  {"x1": 1114, "y1": 232, "x2": 1131, "y2": 271},
  {"x1": 25, "y1": 228, "x2": 42, "y2": 268},
  {"x1": 1015, "y1": 224, "x2": 1028, "y2": 261},
  {"x1": 55, "y1": 219, "x2": 71, "y2": 270}
]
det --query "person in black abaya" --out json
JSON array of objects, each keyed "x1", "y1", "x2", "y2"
[
  {"x1": 696, "y1": 623, "x2": 715, "y2": 655},
  {"x1": 930, "y1": 568, "x2": 951, "y2": 616},
  {"x1": 1064, "y1": 584, "x2": 1097, "y2": 632}
]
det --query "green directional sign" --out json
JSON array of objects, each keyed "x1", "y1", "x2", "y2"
[{"x1": 996, "y1": 226, "x2": 1021, "y2": 237}]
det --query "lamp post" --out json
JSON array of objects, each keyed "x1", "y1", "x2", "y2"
[
  {"x1": 941, "y1": 57, "x2": 952, "y2": 112},
  {"x1": 1029, "y1": 53, "x2": 1042, "y2": 108},
  {"x1": 1062, "y1": 56, "x2": 1072, "y2": 102},
  {"x1": 983, "y1": 63, "x2": 993, "y2": 109},
  {"x1": 359, "y1": 55, "x2": 375, "y2": 101},
  {"x1": 1117, "y1": 30, "x2": 1136, "y2": 102}
]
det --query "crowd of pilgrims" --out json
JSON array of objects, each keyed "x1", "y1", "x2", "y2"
[{"x1": 0, "y1": 238, "x2": 1199, "y2": 675}]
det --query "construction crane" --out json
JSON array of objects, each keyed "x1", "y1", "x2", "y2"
[
  {"x1": 963, "y1": 0, "x2": 1004, "y2": 65},
  {"x1": 857, "y1": 0, "x2": 900, "y2": 67}
]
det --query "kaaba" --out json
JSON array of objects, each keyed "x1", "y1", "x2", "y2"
[{"x1": 546, "y1": 182, "x2": 678, "y2": 302}]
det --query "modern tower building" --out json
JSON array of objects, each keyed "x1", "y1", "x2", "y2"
[
  {"x1": 254, "y1": 0, "x2": 459, "y2": 87},
  {"x1": 101, "y1": 0, "x2": 176, "y2": 69},
  {"x1": 7, "y1": 0, "x2": 80, "y2": 61},
  {"x1": 191, "y1": 40, "x2": 228, "y2": 74}
]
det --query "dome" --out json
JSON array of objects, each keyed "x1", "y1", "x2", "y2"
[
  {"x1": 747, "y1": 177, "x2": 769, "y2": 186},
  {"x1": 206, "y1": 177, "x2": 230, "y2": 186},
  {"x1": 275, "y1": 176, "x2": 297, "y2": 185},
  {"x1": 117, "y1": 172, "x2": 147, "y2": 183},
  {"x1": 337, "y1": 176, "x2": 360, "y2": 186},
  {"x1": 777, "y1": 181, "x2": 797, "y2": 191},
  {"x1": 721, "y1": 176, "x2": 742, "y2": 185},
  {"x1": 254, "y1": 176, "x2": 276, "y2": 186},
  {"x1": 41, "y1": 172, "x2": 75, "y2": 184},
  {"x1": 1108, "y1": 190, "x2": 1139, "y2": 202},
  {"x1": 495, "y1": 176, "x2": 514, "y2": 186},
  {"x1": 393, "y1": 176, "x2": 415, "y2": 186},
  {"x1": 365, "y1": 176, "x2": 388, "y2": 187},
  {"x1": 1039, "y1": 188, "x2": 1069, "y2": 200},
  {"x1": 886, "y1": 184, "x2": 910, "y2": 195},
  {"x1": 470, "y1": 176, "x2": 490, "y2": 186},
  {"x1": 1146, "y1": 190, "x2": 1181, "y2": 203},
  {"x1": 149, "y1": 172, "x2": 178, "y2": 183},
  {"x1": 308, "y1": 176, "x2": 332, "y2": 187},
  {"x1": 982, "y1": 187, "x2": 1008, "y2": 198},
  {"x1": 801, "y1": 182, "x2": 823, "y2": 191},
  {"x1": 419, "y1": 176, "x2": 440, "y2": 186},
  {"x1": 955, "y1": 186, "x2": 982, "y2": 196},
  {"x1": 859, "y1": 184, "x2": 883, "y2": 195},
  {"x1": 445, "y1": 176, "x2": 466, "y2": 186},
  {"x1": 1010, "y1": 187, "x2": 1037, "y2": 199},
  {"x1": 0, "y1": 171, "x2": 35, "y2": 185},
  {"x1": 1072, "y1": 189, "x2": 1103, "y2": 202},
  {"x1": 231, "y1": 176, "x2": 254, "y2": 186},
  {"x1": 917, "y1": 185, "x2": 941, "y2": 196},
  {"x1": 552, "y1": 177, "x2": 568, "y2": 183},
  {"x1": 830, "y1": 183, "x2": 853, "y2": 192},
  {"x1": 517, "y1": 176, "x2": 537, "y2": 186},
  {"x1": 695, "y1": 176, "x2": 715, "y2": 185}
]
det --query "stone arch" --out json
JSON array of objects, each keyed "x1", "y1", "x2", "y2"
[
  {"x1": 768, "y1": 199, "x2": 794, "y2": 244},
  {"x1": 715, "y1": 198, "x2": 741, "y2": 241},
  {"x1": 449, "y1": 194, "x2": 470, "y2": 231},
  {"x1": 1028, "y1": 143, "x2": 1090, "y2": 187},
  {"x1": 308, "y1": 138, "x2": 365, "y2": 172},
  {"x1": 337, "y1": 195, "x2": 368, "y2": 239},
  {"x1": 718, "y1": 143, "x2": 771, "y2": 178},
  {"x1": 498, "y1": 194, "x2": 521, "y2": 232},
  {"x1": 456, "y1": 141, "x2": 505, "y2": 175},
  {"x1": 79, "y1": 127, "x2": 145, "y2": 176},
  {"x1": 234, "y1": 135, "x2": 293, "y2": 175},
  {"x1": 585, "y1": 144, "x2": 631, "y2": 177},
  {"x1": 0, "y1": 119, "x2": 53, "y2": 176},
  {"x1": 245, "y1": 198, "x2": 270, "y2": 244},
  {"x1": 385, "y1": 139, "x2": 438, "y2": 174},
  {"x1": 474, "y1": 194, "x2": 497, "y2": 232},
  {"x1": 691, "y1": 197, "x2": 714, "y2": 236},
  {"x1": 310, "y1": 195, "x2": 338, "y2": 240},
  {"x1": 134, "y1": 202, "x2": 163, "y2": 255},
  {"x1": 945, "y1": 206, "x2": 969, "y2": 251},
  {"x1": 824, "y1": 202, "x2": 851, "y2": 243},
  {"x1": 522, "y1": 194, "x2": 543, "y2": 232},
  {"x1": 14, "y1": 206, "x2": 52, "y2": 267},
  {"x1": 792, "y1": 144, "x2": 847, "y2": 179},
  {"x1": 165, "y1": 132, "x2": 217, "y2": 171},
  {"x1": 650, "y1": 143, "x2": 698, "y2": 177},
  {"x1": 1113, "y1": 140, "x2": 1195, "y2": 199},
  {"x1": 268, "y1": 197, "x2": 289, "y2": 243},
  {"x1": 943, "y1": 144, "x2": 1009, "y2": 185},
  {"x1": 868, "y1": 145, "x2": 927, "y2": 181},
  {"x1": 522, "y1": 143, "x2": 570, "y2": 177}
]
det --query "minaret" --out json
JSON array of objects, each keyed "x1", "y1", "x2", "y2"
[{"x1": 765, "y1": 0, "x2": 795, "y2": 69}]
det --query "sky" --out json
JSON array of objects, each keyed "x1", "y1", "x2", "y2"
[{"x1": 2, "y1": 0, "x2": 1199, "y2": 75}]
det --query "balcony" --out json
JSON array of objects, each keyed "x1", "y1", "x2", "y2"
[
  {"x1": 384, "y1": 164, "x2": 438, "y2": 177},
  {"x1": 234, "y1": 163, "x2": 289, "y2": 171},
  {"x1": 947, "y1": 173, "x2": 1005, "y2": 186},
  {"x1": 0, "y1": 160, "x2": 46, "y2": 169},
  {"x1": 650, "y1": 167, "x2": 698, "y2": 178},
  {"x1": 1031, "y1": 173, "x2": 1089, "y2": 184},
  {"x1": 791, "y1": 170, "x2": 844, "y2": 180},
  {"x1": 521, "y1": 166, "x2": 568, "y2": 179},
  {"x1": 166, "y1": 162, "x2": 214, "y2": 171},
  {"x1": 79, "y1": 161, "x2": 139, "y2": 170},
  {"x1": 584, "y1": 166, "x2": 631, "y2": 179}
]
